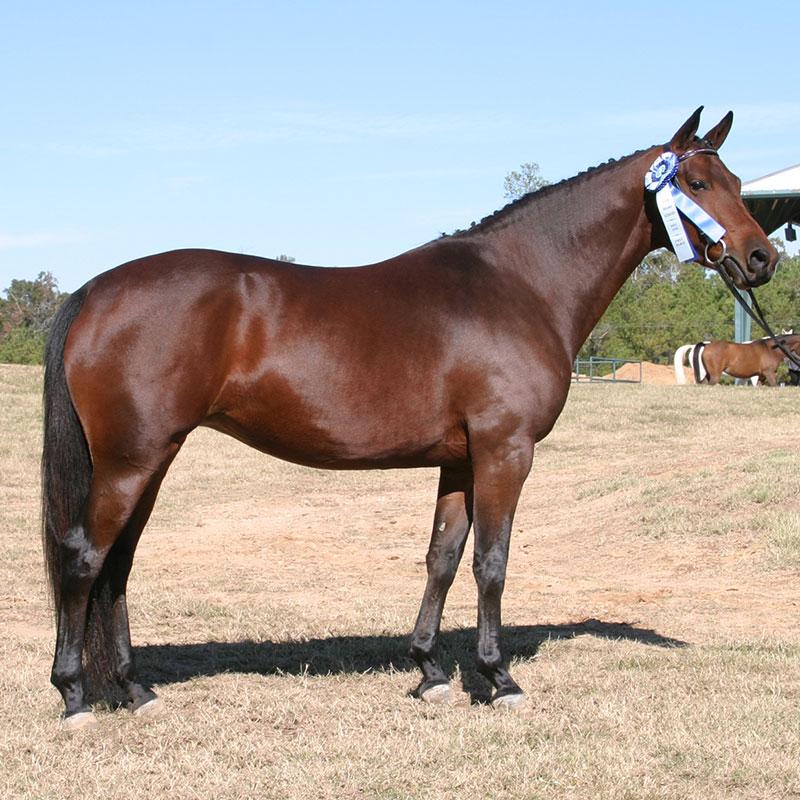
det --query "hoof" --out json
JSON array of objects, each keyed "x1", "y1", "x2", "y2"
[
  {"x1": 61, "y1": 711, "x2": 98, "y2": 731},
  {"x1": 420, "y1": 683, "x2": 452, "y2": 705},
  {"x1": 133, "y1": 696, "x2": 165, "y2": 719},
  {"x1": 491, "y1": 692, "x2": 526, "y2": 712}
]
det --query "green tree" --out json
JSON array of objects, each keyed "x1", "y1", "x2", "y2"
[
  {"x1": 578, "y1": 255, "x2": 735, "y2": 364},
  {"x1": 503, "y1": 162, "x2": 549, "y2": 201},
  {"x1": 632, "y1": 249, "x2": 681, "y2": 287},
  {"x1": 755, "y1": 252, "x2": 800, "y2": 332},
  {"x1": 670, "y1": 264, "x2": 731, "y2": 343},
  {"x1": 0, "y1": 272, "x2": 67, "y2": 364}
]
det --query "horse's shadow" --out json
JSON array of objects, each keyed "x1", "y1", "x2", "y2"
[{"x1": 135, "y1": 619, "x2": 687, "y2": 704}]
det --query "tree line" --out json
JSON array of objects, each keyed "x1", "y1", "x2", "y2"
[
  {"x1": 0, "y1": 272, "x2": 68, "y2": 364},
  {"x1": 578, "y1": 244, "x2": 800, "y2": 362}
]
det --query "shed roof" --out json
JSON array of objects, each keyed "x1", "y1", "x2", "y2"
[{"x1": 741, "y1": 164, "x2": 800, "y2": 235}]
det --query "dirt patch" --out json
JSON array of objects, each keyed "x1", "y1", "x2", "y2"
[{"x1": 577, "y1": 360, "x2": 693, "y2": 385}]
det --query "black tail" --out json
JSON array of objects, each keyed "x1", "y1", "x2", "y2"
[
  {"x1": 41, "y1": 285, "x2": 117, "y2": 694},
  {"x1": 41, "y1": 286, "x2": 91, "y2": 614},
  {"x1": 691, "y1": 342, "x2": 706, "y2": 384}
]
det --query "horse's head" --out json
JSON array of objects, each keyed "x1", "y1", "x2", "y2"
[
  {"x1": 656, "y1": 107, "x2": 778, "y2": 289},
  {"x1": 783, "y1": 334, "x2": 800, "y2": 355}
]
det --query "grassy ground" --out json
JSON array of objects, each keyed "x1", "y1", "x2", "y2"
[{"x1": 2, "y1": 364, "x2": 800, "y2": 799}]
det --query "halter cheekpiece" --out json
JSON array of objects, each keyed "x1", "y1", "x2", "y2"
[{"x1": 644, "y1": 147, "x2": 726, "y2": 263}]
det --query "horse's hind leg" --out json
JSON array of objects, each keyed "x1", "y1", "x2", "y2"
[
  {"x1": 410, "y1": 467, "x2": 473, "y2": 703},
  {"x1": 51, "y1": 450, "x2": 178, "y2": 728},
  {"x1": 104, "y1": 459, "x2": 179, "y2": 716}
]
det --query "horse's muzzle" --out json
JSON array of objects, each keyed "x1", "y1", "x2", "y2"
[
  {"x1": 719, "y1": 245, "x2": 777, "y2": 289},
  {"x1": 745, "y1": 247, "x2": 776, "y2": 286}
]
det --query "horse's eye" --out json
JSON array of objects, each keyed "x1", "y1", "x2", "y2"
[{"x1": 689, "y1": 179, "x2": 708, "y2": 191}]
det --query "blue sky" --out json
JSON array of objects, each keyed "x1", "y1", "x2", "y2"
[{"x1": 1, "y1": 1, "x2": 797, "y2": 292}]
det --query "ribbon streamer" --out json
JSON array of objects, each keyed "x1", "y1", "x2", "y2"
[
  {"x1": 670, "y1": 187, "x2": 725, "y2": 244},
  {"x1": 655, "y1": 185, "x2": 695, "y2": 261}
]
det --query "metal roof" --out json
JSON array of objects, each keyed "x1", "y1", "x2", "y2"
[{"x1": 741, "y1": 164, "x2": 800, "y2": 235}]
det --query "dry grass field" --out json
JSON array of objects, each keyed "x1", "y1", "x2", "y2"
[{"x1": 2, "y1": 363, "x2": 800, "y2": 799}]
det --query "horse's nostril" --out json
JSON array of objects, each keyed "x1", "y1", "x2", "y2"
[{"x1": 748, "y1": 248, "x2": 770, "y2": 271}]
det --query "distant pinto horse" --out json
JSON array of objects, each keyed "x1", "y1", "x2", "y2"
[
  {"x1": 673, "y1": 343, "x2": 706, "y2": 384},
  {"x1": 41, "y1": 108, "x2": 777, "y2": 729},
  {"x1": 697, "y1": 335, "x2": 800, "y2": 386}
]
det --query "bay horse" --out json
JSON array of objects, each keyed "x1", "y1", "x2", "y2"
[
  {"x1": 41, "y1": 108, "x2": 777, "y2": 729},
  {"x1": 697, "y1": 335, "x2": 800, "y2": 386}
]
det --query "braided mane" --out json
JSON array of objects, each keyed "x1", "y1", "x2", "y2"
[
  {"x1": 447, "y1": 146, "x2": 654, "y2": 238},
  {"x1": 448, "y1": 136, "x2": 719, "y2": 237}
]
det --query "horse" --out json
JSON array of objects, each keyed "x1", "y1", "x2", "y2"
[
  {"x1": 696, "y1": 335, "x2": 800, "y2": 386},
  {"x1": 681, "y1": 339, "x2": 772, "y2": 385},
  {"x1": 41, "y1": 107, "x2": 778, "y2": 729}
]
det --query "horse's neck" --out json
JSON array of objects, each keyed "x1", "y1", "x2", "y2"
[{"x1": 477, "y1": 146, "x2": 661, "y2": 360}]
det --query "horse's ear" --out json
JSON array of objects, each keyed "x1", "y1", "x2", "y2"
[
  {"x1": 669, "y1": 107, "x2": 703, "y2": 151},
  {"x1": 702, "y1": 111, "x2": 734, "y2": 150}
]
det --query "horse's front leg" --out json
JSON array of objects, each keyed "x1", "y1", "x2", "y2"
[
  {"x1": 470, "y1": 435, "x2": 534, "y2": 709},
  {"x1": 410, "y1": 466, "x2": 473, "y2": 703}
]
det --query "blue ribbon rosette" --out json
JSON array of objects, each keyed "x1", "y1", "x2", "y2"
[{"x1": 644, "y1": 153, "x2": 679, "y2": 193}]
